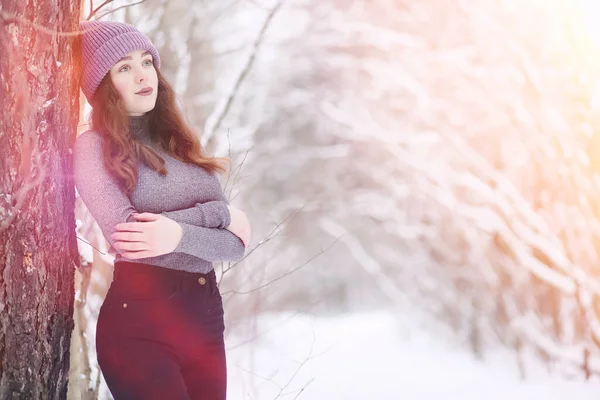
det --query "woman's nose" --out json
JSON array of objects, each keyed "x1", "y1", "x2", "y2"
[{"x1": 133, "y1": 67, "x2": 146, "y2": 83}]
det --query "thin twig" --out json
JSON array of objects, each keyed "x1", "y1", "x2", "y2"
[
  {"x1": 0, "y1": 1, "x2": 148, "y2": 37},
  {"x1": 76, "y1": 235, "x2": 107, "y2": 255},
  {"x1": 273, "y1": 329, "x2": 317, "y2": 399},
  {"x1": 86, "y1": 0, "x2": 113, "y2": 20},
  {"x1": 222, "y1": 204, "x2": 306, "y2": 275},
  {"x1": 222, "y1": 236, "x2": 341, "y2": 296},
  {"x1": 226, "y1": 292, "x2": 332, "y2": 350},
  {"x1": 225, "y1": 146, "x2": 253, "y2": 196},
  {"x1": 94, "y1": 0, "x2": 149, "y2": 21}
]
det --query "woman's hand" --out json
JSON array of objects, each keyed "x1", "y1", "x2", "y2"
[
  {"x1": 226, "y1": 205, "x2": 251, "y2": 248},
  {"x1": 111, "y1": 213, "x2": 183, "y2": 259}
]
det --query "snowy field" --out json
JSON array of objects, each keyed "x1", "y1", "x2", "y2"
[{"x1": 226, "y1": 311, "x2": 600, "y2": 400}]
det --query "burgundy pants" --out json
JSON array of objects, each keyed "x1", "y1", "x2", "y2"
[{"x1": 96, "y1": 261, "x2": 226, "y2": 400}]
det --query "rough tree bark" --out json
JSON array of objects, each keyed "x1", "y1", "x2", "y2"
[{"x1": 0, "y1": 0, "x2": 81, "y2": 398}]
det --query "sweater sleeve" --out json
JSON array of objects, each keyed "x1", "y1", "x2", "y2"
[
  {"x1": 161, "y1": 200, "x2": 246, "y2": 261},
  {"x1": 73, "y1": 131, "x2": 137, "y2": 257},
  {"x1": 172, "y1": 222, "x2": 246, "y2": 262},
  {"x1": 161, "y1": 200, "x2": 247, "y2": 261},
  {"x1": 161, "y1": 200, "x2": 231, "y2": 229}
]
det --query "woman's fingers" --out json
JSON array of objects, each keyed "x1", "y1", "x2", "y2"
[
  {"x1": 227, "y1": 207, "x2": 251, "y2": 247},
  {"x1": 111, "y1": 230, "x2": 145, "y2": 242},
  {"x1": 114, "y1": 240, "x2": 149, "y2": 252},
  {"x1": 114, "y1": 221, "x2": 146, "y2": 232}
]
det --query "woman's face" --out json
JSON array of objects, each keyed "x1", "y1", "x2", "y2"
[{"x1": 109, "y1": 49, "x2": 158, "y2": 116}]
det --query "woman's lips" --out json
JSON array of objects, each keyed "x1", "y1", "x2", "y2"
[{"x1": 136, "y1": 88, "x2": 153, "y2": 96}]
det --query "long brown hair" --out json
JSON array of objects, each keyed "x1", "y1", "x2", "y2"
[{"x1": 88, "y1": 66, "x2": 230, "y2": 196}]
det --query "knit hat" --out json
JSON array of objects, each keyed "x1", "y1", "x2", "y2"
[{"x1": 78, "y1": 20, "x2": 161, "y2": 103}]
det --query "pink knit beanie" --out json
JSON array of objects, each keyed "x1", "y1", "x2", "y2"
[{"x1": 78, "y1": 20, "x2": 161, "y2": 103}]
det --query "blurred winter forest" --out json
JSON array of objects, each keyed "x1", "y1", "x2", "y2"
[{"x1": 70, "y1": 0, "x2": 600, "y2": 397}]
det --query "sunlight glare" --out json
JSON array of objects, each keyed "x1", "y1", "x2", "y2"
[{"x1": 576, "y1": 0, "x2": 600, "y2": 46}]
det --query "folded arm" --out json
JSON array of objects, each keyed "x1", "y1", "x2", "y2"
[
  {"x1": 160, "y1": 200, "x2": 230, "y2": 229},
  {"x1": 161, "y1": 200, "x2": 246, "y2": 261},
  {"x1": 172, "y1": 222, "x2": 245, "y2": 262}
]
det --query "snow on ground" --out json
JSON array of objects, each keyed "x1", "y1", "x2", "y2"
[{"x1": 226, "y1": 311, "x2": 600, "y2": 400}]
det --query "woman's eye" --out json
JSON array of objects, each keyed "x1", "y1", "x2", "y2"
[{"x1": 119, "y1": 60, "x2": 152, "y2": 72}]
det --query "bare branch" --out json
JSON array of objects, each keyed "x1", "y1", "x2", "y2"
[
  {"x1": 226, "y1": 291, "x2": 332, "y2": 350},
  {"x1": 94, "y1": 0, "x2": 150, "y2": 21},
  {"x1": 86, "y1": 0, "x2": 113, "y2": 21},
  {"x1": 233, "y1": 326, "x2": 318, "y2": 400},
  {"x1": 220, "y1": 204, "x2": 306, "y2": 278},
  {"x1": 75, "y1": 235, "x2": 107, "y2": 255},
  {"x1": 202, "y1": 0, "x2": 284, "y2": 148},
  {"x1": 273, "y1": 329, "x2": 317, "y2": 400},
  {"x1": 222, "y1": 235, "x2": 340, "y2": 296},
  {"x1": 225, "y1": 146, "x2": 253, "y2": 199}
]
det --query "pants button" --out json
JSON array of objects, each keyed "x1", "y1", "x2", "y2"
[
  {"x1": 198, "y1": 277, "x2": 206, "y2": 285},
  {"x1": 122, "y1": 303, "x2": 128, "y2": 308}
]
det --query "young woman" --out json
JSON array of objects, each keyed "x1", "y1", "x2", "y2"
[{"x1": 73, "y1": 20, "x2": 251, "y2": 400}]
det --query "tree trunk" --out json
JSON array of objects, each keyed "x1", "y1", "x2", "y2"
[{"x1": 0, "y1": 1, "x2": 81, "y2": 398}]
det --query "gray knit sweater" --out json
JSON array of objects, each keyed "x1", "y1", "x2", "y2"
[{"x1": 73, "y1": 114, "x2": 245, "y2": 273}]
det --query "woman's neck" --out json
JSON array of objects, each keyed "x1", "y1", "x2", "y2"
[{"x1": 129, "y1": 113, "x2": 150, "y2": 139}]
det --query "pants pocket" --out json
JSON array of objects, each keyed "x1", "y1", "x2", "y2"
[
  {"x1": 99, "y1": 280, "x2": 181, "y2": 334},
  {"x1": 109, "y1": 277, "x2": 180, "y2": 301}
]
